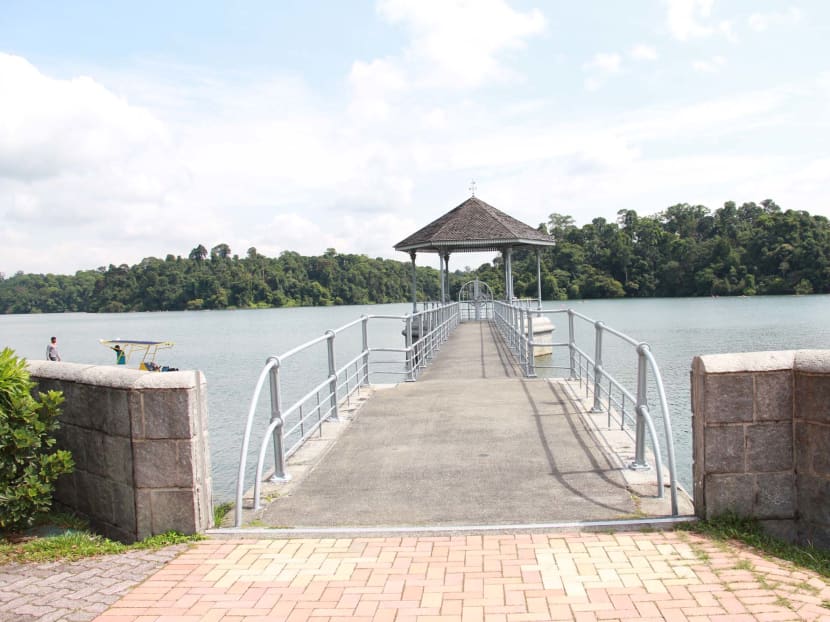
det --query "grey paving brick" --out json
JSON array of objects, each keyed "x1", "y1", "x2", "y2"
[{"x1": 0, "y1": 543, "x2": 189, "y2": 622}]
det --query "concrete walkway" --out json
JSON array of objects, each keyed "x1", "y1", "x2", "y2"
[{"x1": 253, "y1": 321, "x2": 649, "y2": 529}]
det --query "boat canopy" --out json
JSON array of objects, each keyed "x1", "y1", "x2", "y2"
[{"x1": 99, "y1": 339, "x2": 174, "y2": 370}]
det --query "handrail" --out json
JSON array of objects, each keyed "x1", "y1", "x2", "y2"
[
  {"x1": 235, "y1": 303, "x2": 460, "y2": 526},
  {"x1": 492, "y1": 301, "x2": 679, "y2": 515}
]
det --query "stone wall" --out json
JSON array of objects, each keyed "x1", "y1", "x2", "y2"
[
  {"x1": 691, "y1": 350, "x2": 830, "y2": 548},
  {"x1": 27, "y1": 361, "x2": 213, "y2": 543}
]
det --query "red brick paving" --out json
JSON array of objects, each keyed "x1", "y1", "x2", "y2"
[{"x1": 93, "y1": 532, "x2": 830, "y2": 622}]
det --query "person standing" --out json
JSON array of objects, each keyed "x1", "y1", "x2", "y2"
[
  {"x1": 111, "y1": 344, "x2": 126, "y2": 365},
  {"x1": 46, "y1": 336, "x2": 61, "y2": 361}
]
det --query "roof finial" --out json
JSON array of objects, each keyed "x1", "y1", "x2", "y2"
[{"x1": 469, "y1": 179, "x2": 477, "y2": 197}]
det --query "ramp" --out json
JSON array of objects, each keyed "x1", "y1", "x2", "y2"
[{"x1": 254, "y1": 323, "x2": 653, "y2": 529}]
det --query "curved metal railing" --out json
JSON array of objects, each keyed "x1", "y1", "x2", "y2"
[
  {"x1": 493, "y1": 302, "x2": 679, "y2": 515},
  {"x1": 234, "y1": 303, "x2": 460, "y2": 526}
]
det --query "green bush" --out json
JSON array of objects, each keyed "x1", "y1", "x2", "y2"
[{"x1": 0, "y1": 348, "x2": 74, "y2": 531}]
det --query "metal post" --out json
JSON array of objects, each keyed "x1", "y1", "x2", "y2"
[
  {"x1": 267, "y1": 365, "x2": 289, "y2": 484},
  {"x1": 409, "y1": 251, "x2": 418, "y2": 313},
  {"x1": 536, "y1": 248, "x2": 542, "y2": 310},
  {"x1": 325, "y1": 330, "x2": 339, "y2": 421},
  {"x1": 592, "y1": 321, "x2": 604, "y2": 412},
  {"x1": 518, "y1": 307, "x2": 526, "y2": 368},
  {"x1": 361, "y1": 315, "x2": 370, "y2": 386},
  {"x1": 506, "y1": 246, "x2": 513, "y2": 301},
  {"x1": 405, "y1": 315, "x2": 414, "y2": 381},
  {"x1": 418, "y1": 312, "x2": 425, "y2": 367},
  {"x1": 526, "y1": 309, "x2": 536, "y2": 377},
  {"x1": 631, "y1": 345, "x2": 650, "y2": 470},
  {"x1": 568, "y1": 310, "x2": 576, "y2": 379}
]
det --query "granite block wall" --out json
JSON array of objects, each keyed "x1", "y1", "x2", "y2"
[
  {"x1": 27, "y1": 361, "x2": 213, "y2": 543},
  {"x1": 692, "y1": 350, "x2": 830, "y2": 548}
]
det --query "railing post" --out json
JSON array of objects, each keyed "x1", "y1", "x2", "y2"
[
  {"x1": 267, "y1": 363, "x2": 290, "y2": 486},
  {"x1": 526, "y1": 309, "x2": 536, "y2": 377},
  {"x1": 405, "y1": 315, "x2": 414, "y2": 381},
  {"x1": 510, "y1": 304, "x2": 516, "y2": 350},
  {"x1": 631, "y1": 344, "x2": 650, "y2": 470},
  {"x1": 361, "y1": 315, "x2": 370, "y2": 386},
  {"x1": 439, "y1": 304, "x2": 444, "y2": 344},
  {"x1": 518, "y1": 307, "x2": 526, "y2": 367},
  {"x1": 418, "y1": 312, "x2": 425, "y2": 367},
  {"x1": 326, "y1": 330, "x2": 339, "y2": 421},
  {"x1": 592, "y1": 321, "x2": 604, "y2": 412},
  {"x1": 568, "y1": 310, "x2": 576, "y2": 379}
]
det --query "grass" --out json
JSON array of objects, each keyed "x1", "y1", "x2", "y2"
[
  {"x1": 0, "y1": 512, "x2": 202, "y2": 565},
  {"x1": 213, "y1": 501, "x2": 234, "y2": 526},
  {"x1": 680, "y1": 512, "x2": 830, "y2": 579}
]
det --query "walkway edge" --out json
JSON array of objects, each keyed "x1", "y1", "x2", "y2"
[{"x1": 208, "y1": 515, "x2": 698, "y2": 538}]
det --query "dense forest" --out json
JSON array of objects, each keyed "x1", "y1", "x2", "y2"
[{"x1": 1, "y1": 199, "x2": 829, "y2": 314}]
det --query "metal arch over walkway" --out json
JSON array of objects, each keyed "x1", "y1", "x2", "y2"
[
  {"x1": 394, "y1": 196, "x2": 555, "y2": 307},
  {"x1": 247, "y1": 321, "x2": 685, "y2": 530}
]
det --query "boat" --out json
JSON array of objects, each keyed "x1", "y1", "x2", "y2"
[{"x1": 98, "y1": 339, "x2": 178, "y2": 371}]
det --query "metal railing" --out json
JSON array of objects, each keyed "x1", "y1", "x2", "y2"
[
  {"x1": 234, "y1": 302, "x2": 460, "y2": 526},
  {"x1": 493, "y1": 301, "x2": 679, "y2": 515},
  {"x1": 459, "y1": 300, "x2": 494, "y2": 321}
]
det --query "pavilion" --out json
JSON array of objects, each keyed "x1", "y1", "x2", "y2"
[{"x1": 394, "y1": 195, "x2": 555, "y2": 309}]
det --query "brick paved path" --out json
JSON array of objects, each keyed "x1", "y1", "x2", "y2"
[
  {"x1": 93, "y1": 532, "x2": 830, "y2": 622},
  {"x1": 0, "y1": 544, "x2": 188, "y2": 622}
]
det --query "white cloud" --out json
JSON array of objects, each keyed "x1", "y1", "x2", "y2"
[
  {"x1": 348, "y1": 58, "x2": 408, "y2": 123},
  {"x1": 0, "y1": 53, "x2": 197, "y2": 273},
  {"x1": 748, "y1": 7, "x2": 802, "y2": 32},
  {"x1": 376, "y1": 0, "x2": 545, "y2": 88},
  {"x1": 620, "y1": 87, "x2": 788, "y2": 142},
  {"x1": 585, "y1": 53, "x2": 622, "y2": 73},
  {"x1": 583, "y1": 77, "x2": 603, "y2": 92},
  {"x1": 665, "y1": 0, "x2": 715, "y2": 40},
  {"x1": 630, "y1": 44, "x2": 658, "y2": 61},
  {"x1": 0, "y1": 54, "x2": 170, "y2": 183},
  {"x1": 717, "y1": 20, "x2": 738, "y2": 43},
  {"x1": 582, "y1": 52, "x2": 622, "y2": 91},
  {"x1": 691, "y1": 55, "x2": 726, "y2": 73}
]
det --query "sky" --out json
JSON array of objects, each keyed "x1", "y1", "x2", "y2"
[{"x1": 1, "y1": 0, "x2": 829, "y2": 275}]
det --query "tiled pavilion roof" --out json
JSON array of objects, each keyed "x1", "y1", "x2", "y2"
[{"x1": 394, "y1": 197, "x2": 554, "y2": 254}]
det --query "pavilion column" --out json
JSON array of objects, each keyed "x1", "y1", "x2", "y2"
[
  {"x1": 409, "y1": 251, "x2": 418, "y2": 313},
  {"x1": 536, "y1": 248, "x2": 542, "y2": 309},
  {"x1": 439, "y1": 253, "x2": 445, "y2": 304},
  {"x1": 443, "y1": 252, "x2": 451, "y2": 303},
  {"x1": 504, "y1": 246, "x2": 514, "y2": 302}
]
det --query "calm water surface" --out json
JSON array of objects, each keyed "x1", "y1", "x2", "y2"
[{"x1": 2, "y1": 296, "x2": 829, "y2": 503}]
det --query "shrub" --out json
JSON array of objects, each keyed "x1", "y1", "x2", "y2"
[{"x1": 0, "y1": 348, "x2": 74, "y2": 531}]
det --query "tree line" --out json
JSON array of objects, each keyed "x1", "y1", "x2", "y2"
[
  {"x1": 0, "y1": 246, "x2": 444, "y2": 313},
  {"x1": 1, "y1": 199, "x2": 828, "y2": 314}
]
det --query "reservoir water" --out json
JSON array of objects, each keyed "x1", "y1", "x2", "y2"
[{"x1": 3, "y1": 295, "x2": 829, "y2": 504}]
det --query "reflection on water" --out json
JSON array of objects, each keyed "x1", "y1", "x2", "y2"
[{"x1": 3, "y1": 295, "x2": 829, "y2": 502}]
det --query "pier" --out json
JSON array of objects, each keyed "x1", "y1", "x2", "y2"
[{"x1": 236, "y1": 317, "x2": 687, "y2": 532}]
